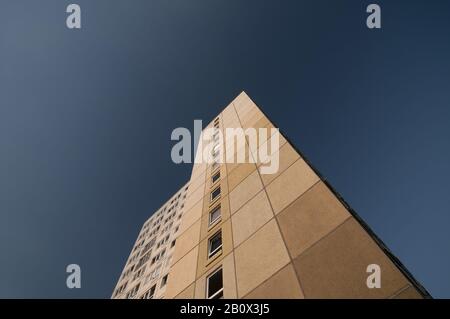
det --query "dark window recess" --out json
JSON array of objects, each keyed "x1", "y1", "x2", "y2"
[
  {"x1": 212, "y1": 172, "x2": 220, "y2": 184},
  {"x1": 207, "y1": 268, "x2": 223, "y2": 299},
  {"x1": 211, "y1": 187, "x2": 221, "y2": 201},
  {"x1": 161, "y1": 275, "x2": 168, "y2": 286}
]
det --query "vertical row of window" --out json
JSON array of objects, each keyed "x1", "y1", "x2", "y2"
[
  {"x1": 211, "y1": 117, "x2": 221, "y2": 171},
  {"x1": 204, "y1": 117, "x2": 224, "y2": 299}
]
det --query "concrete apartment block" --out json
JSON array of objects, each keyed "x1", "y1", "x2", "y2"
[
  {"x1": 111, "y1": 183, "x2": 190, "y2": 299},
  {"x1": 113, "y1": 92, "x2": 430, "y2": 299}
]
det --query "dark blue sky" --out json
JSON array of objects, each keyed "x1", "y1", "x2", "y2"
[{"x1": 1, "y1": 0, "x2": 449, "y2": 298}]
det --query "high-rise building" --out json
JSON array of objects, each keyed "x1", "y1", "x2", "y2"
[
  {"x1": 112, "y1": 92, "x2": 430, "y2": 299},
  {"x1": 112, "y1": 183, "x2": 190, "y2": 299}
]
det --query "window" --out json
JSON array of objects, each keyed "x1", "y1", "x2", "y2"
[
  {"x1": 208, "y1": 231, "x2": 222, "y2": 258},
  {"x1": 129, "y1": 253, "x2": 138, "y2": 264},
  {"x1": 136, "y1": 252, "x2": 151, "y2": 269},
  {"x1": 151, "y1": 249, "x2": 166, "y2": 265},
  {"x1": 209, "y1": 205, "x2": 221, "y2": 226},
  {"x1": 211, "y1": 160, "x2": 219, "y2": 171},
  {"x1": 206, "y1": 268, "x2": 223, "y2": 299},
  {"x1": 212, "y1": 143, "x2": 221, "y2": 157},
  {"x1": 126, "y1": 283, "x2": 140, "y2": 299},
  {"x1": 115, "y1": 281, "x2": 128, "y2": 296},
  {"x1": 133, "y1": 266, "x2": 146, "y2": 280},
  {"x1": 122, "y1": 264, "x2": 135, "y2": 279},
  {"x1": 157, "y1": 235, "x2": 169, "y2": 248},
  {"x1": 142, "y1": 285, "x2": 156, "y2": 299},
  {"x1": 129, "y1": 252, "x2": 139, "y2": 263},
  {"x1": 212, "y1": 171, "x2": 220, "y2": 184},
  {"x1": 170, "y1": 239, "x2": 176, "y2": 248},
  {"x1": 134, "y1": 239, "x2": 144, "y2": 251},
  {"x1": 151, "y1": 265, "x2": 161, "y2": 280},
  {"x1": 161, "y1": 274, "x2": 168, "y2": 287},
  {"x1": 211, "y1": 187, "x2": 221, "y2": 201},
  {"x1": 141, "y1": 238, "x2": 155, "y2": 255}
]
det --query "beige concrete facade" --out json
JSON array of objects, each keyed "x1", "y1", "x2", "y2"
[
  {"x1": 113, "y1": 91, "x2": 428, "y2": 299},
  {"x1": 112, "y1": 183, "x2": 190, "y2": 299}
]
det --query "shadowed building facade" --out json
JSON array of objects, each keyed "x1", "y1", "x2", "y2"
[
  {"x1": 112, "y1": 183, "x2": 190, "y2": 299},
  {"x1": 113, "y1": 92, "x2": 429, "y2": 299}
]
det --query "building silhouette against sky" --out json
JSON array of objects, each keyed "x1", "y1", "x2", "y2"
[{"x1": 112, "y1": 92, "x2": 430, "y2": 299}]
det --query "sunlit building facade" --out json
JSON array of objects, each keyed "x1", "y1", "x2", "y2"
[{"x1": 113, "y1": 92, "x2": 429, "y2": 299}]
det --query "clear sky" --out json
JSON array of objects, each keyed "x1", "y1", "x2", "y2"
[{"x1": 1, "y1": 0, "x2": 449, "y2": 298}]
